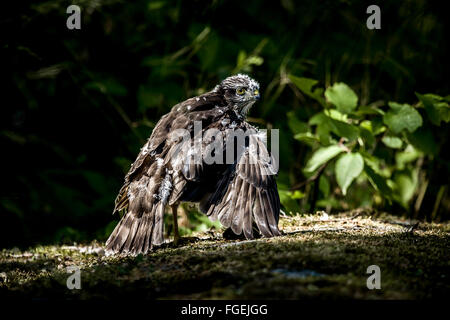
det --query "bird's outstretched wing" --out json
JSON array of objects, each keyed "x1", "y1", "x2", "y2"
[
  {"x1": 113, "y1": 112, "x2": 175, "y2": 213},
  {"x1": 106, "y1": 91, "x2": 226, "y2": 254},
  {"x1": 113, "y1": 91, "x2": 224, "y2": 213},
  {"x1": 200, "y1": 126, "x2": 281, "y2": 239}
]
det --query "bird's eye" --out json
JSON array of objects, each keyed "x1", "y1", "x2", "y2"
[{"x1": 236, "y1": 88, "x2": 246, "y2": 95}]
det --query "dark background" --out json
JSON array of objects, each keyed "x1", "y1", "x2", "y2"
[{"x1": 1, "y1": 0, "x2": 448, "y2": 248}]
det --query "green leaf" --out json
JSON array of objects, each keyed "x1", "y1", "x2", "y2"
[
  {"x1": 359, "y1": 127, "x2": 375, "y2": 147},
  {"x1": 396, "y1": 146, "x2": 421, "y2": 170},
  {"x1": 316, "y1": 123, "x2": 332, "y2": 145},
  {"x1": 310, "y1": 112, "x2": 359, "y2": 141},
  {"x1": 287, "y1": 111, "x2": 309, "y2": 134},
  {"x1": 327, "y1": 109, "x2": 348, "y2": 121},
  {"x1": 328, "y1": 117, "x2": 359, "y2": 141},
  {"x1": 352, "y1": 105, "x2": 384, "y2": 117},
  {"x1": 290, "y1": 190, "x2": 305, "y2": 199},
  {"x1": 335, "y1": 153, "x2": 364, "y2": 195},
  {"x1": 382, "y1": 136, "x2": 403, "y2": 149},
  {"x1": 294, "y1": 132, "x2": 319, "y2": 146},
  {"x1": 247, "y1": 55, "x2": 264, "y2": 66},
  {"x1": 364, "y1": 165, "x2": 393, "y2": 197},
  {"x1": 383, "y1": 102, "x2": 423, "y2": 133},
  {"x1": 415, "y1": 92, "x2": 450, "y2": 126},
  {"x1": 360, "y1": 119, "x2": 386, "y2": 136},
  {"x1": 234, "y1": 50, "x2": 264, "y2": 73},
  {"x1": 406, "y1": 126, "x2": 438, "y2": 155},
  {"x1": 309, "y1": 112, "x2": 327, "y2": 126},
  {"x1": 289, "y1": 75, "x2": 326, "y2": 106},
  {"x1": 392, "y1": 170, "x2": 418, "y2": 208},
  {"x1": 237, "y1": 50, "x2": 247, "y2": 67},
  {"x1": 305, "y1": 145, "x2": 344, "y2": 172},
  {"x1": 367, "y1": 118, "x2": 387, "y2": 135},
  {"x1": 324, "y1": 83, "x2": 358, "y2": 114},
  {"x1": 278, "y1": 188, "x2": 301, "y2": 214},
  {"x1": 309, "y1": 112, "x2": 332, "y2": 145}
]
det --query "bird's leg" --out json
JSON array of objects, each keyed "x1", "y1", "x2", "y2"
[{"x1": 171, "y1": 204, "x2": 180, "y2": 246}]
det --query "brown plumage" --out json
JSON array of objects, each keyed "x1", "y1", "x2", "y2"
[{"x1": 105, "y1": 74, "x2": 281, "y2": 255}]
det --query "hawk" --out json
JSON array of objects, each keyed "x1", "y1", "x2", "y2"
[{"x1": 106, "y1": 74, "x2": 281, "y2": 255}]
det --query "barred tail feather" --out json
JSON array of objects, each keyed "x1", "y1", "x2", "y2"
[{"x1": 105, "y1": 203, "x2": 165, "y2": 255}]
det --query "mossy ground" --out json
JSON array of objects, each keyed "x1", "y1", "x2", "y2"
[{"x1": 1, "y1": 211, "x2": 449, "y2": 300}]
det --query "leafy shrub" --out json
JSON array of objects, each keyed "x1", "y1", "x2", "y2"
[{"x1": 283, "y1": 75, "x2": 449, "y2": 217}]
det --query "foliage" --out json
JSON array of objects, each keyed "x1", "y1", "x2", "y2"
[{"x1": 285, "y1": 77, "x2": 449, "y2": 214}]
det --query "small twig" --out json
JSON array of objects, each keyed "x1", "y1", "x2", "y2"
[
  {"x1": 246, "y1": 116, "x2": 266, "y2": 125},
  {"x1": 338, "y1": 138, "x2": 351, "y2": 153},
  {"x1": 285, "y1": 227, "x2": 346, "y2": 236},
  {"x1": 351, "y1": 211, "x2": 363, "y2": 219},
  {"x1": 279, "y1": 210, "x2": 288, "y2": 217},
  {"x1": 350, "y1": 208, "x2": 373, "y2": 219},
  {"x1": 431, "y1": 185, "x2": 446, "y2": 222},
  {"x1": 407, "y1": 222, "x2": 420, "y2": 233},
  {"x1": 383, "y1": 220, "x2": 420, "y2": 232}
]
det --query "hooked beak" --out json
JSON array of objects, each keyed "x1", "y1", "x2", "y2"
[{"x1": 253, "y1": 90, "x2": 260, "y2": 100}]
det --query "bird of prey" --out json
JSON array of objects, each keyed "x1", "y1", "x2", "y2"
[{"x1": 106, "y1": 74, "x2": 281, "y2": 255}]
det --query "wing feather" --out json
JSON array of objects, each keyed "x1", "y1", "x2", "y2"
[
  {"x1": 204, "y1": 124, "x2": 281, "y2": 239},
  {"x1": 242, "y1": 185, "x2": 255, "y2": 239},
  {"x1": 231, "y1": 176, "x2": 248, "y2": 235}
]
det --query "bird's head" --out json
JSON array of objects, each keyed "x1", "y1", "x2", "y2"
[{"x1": 217, "y1": 74, "x2": 260, "y2": 116}]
